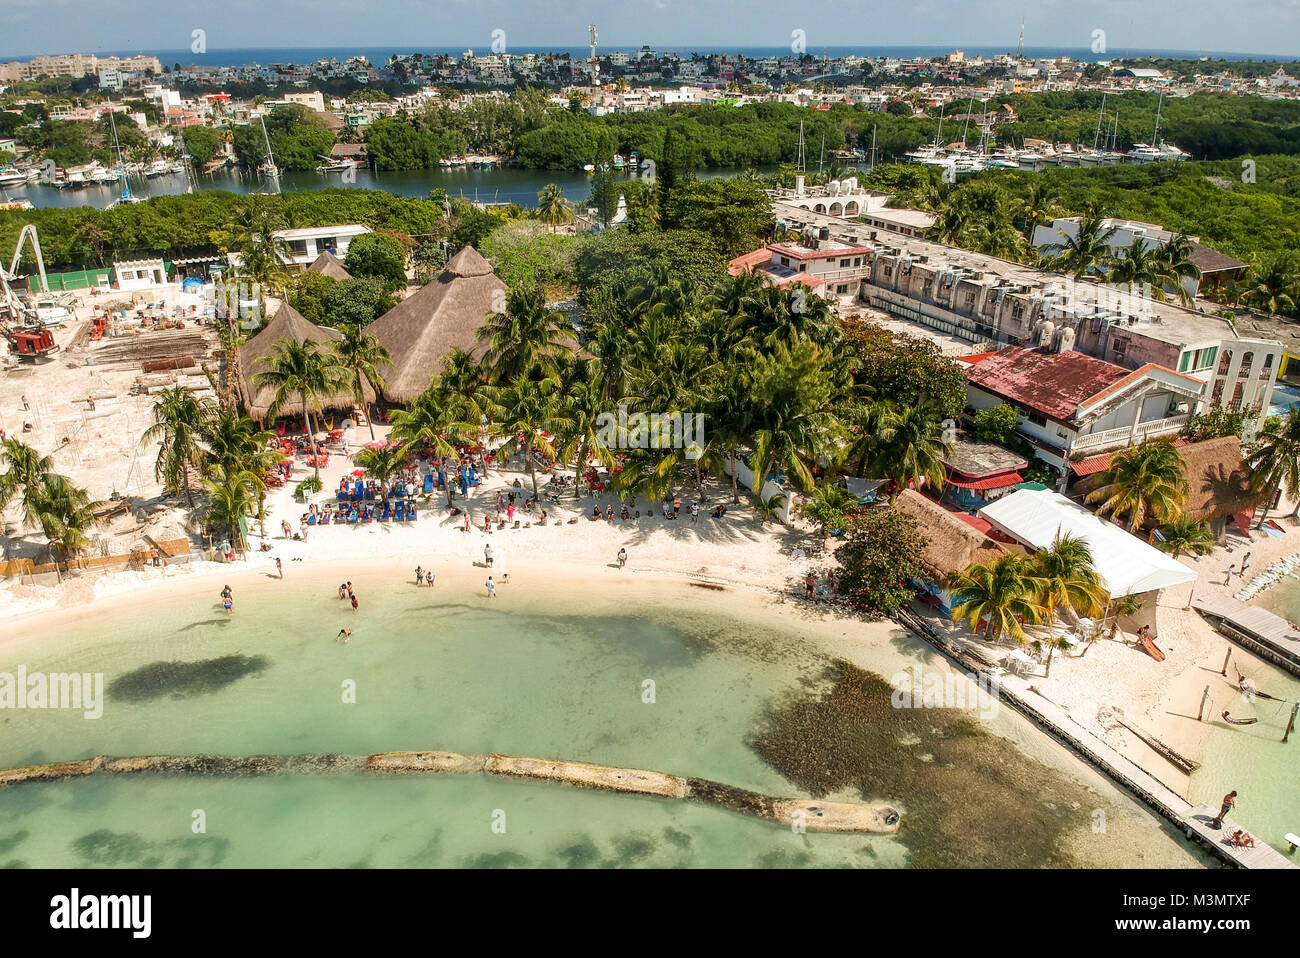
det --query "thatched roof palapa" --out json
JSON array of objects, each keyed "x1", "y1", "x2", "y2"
[
  {"x1": 307, "y1": 250, "x2": 353, "y2": 281},
  {"x1": 366, "y1": 245, "x2": 508, "y2": 403},
  {"x1": 890, "y1": 489, "x2": 1009, "y2": 581},
  {"x1": 237, "y1": 302, "x2": 372, "y2": 421},
  {"x1": 1178, "y1": 436, "x2": 1261, "y2": 523}
]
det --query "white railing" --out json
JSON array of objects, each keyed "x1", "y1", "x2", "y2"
[{"x1": 1070, "y1": 414, "x2": 1190, "y2": 453}]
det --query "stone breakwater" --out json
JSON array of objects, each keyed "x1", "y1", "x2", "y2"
[
  {"x1": 1234, "y1": 551, "x2": 1300, "y2": 603},
  {"x1": 0, "y1": 750, "x2": 902, "y2": 834}
]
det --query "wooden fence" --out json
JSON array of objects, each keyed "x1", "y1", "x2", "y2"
[{"x1": 0, "y1": 537, "x2": 191, "y2": 581}]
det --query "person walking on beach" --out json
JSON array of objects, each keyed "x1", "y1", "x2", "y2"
[
  {"x1": 150, "y1": 546, "x2": 159, "y2": 567},
  {"x1": 690, "y1": 503, "x2": 699, "y2": 524},
  {"x1": 805, "y1": 572, "x2": 816, "y2": 598},
  {"x1": 1225, "y1": 564, "x2": 1236, "y2": 584},
  {"x1": 275, "y1": 557, "x2": 283, "y2": 579},
  {"x1": 618, "y1": 547, "x2": 627, "y2": 569},
  {"x1": 1241, "y1": 553, "x2": 1252, "y2": 576},
  {"x1": 1211, "y1": 790, "x2": 1237, "y2": 827},
  {"x1": 21, "y1": 394, "x2": 28, "y2": 411},
  {"x1": 336, "y1": 628, "x2": 351, "y2": 644},
  {"x1": 485, "y1": 575, "x2": 497, "y2": 598},
  {"x1": 485, "y1": 544, "x2": 494, "y2": 567}
]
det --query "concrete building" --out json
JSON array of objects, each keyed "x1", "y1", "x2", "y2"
[
  {"x1": 1031, "y1": 217, "x2": 1249, "y2": 300},
  {"x1": 271, "y1": 224, "x2": 372, "y2": 267},
  {"x1": 962, "y1": 344, "x2": 1205, "y2": 467}
]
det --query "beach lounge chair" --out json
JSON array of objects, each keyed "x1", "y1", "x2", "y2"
[
  {"x1": 347, "y1": 509, "x2": 359, "y2": 524},
  {"x1": 307, "y1": 513, "x2": 317, "y2": 526},
  {"x1": 378, "y1": 503, "x2": 391, "y2": 522},
  {"x1": 361, "y1": 506, "x2": 373, "y2": 523},
  {"x1": 424, "y1": 474, "x2": 435, "y2": 494},
  {"x1": 393, "y1": 501, "x2": 407, "y2": 521},
  {"x1": 406, "y1": 503, "x2": 418, "y2": 522}
]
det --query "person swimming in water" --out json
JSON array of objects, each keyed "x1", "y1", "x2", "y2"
[{"x1": 336, "y1": 628, "x2": 351, "y2": 643}]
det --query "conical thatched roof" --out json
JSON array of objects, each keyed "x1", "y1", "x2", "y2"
[
  {"x1": 307, "y1": 250, "x2": 352, "y2": 281},
  {"x1": 891, "y1": 489, "x2": 1009, "y2": 580},
  {"x1": 1178, "y1": 436, "x2": 1260, "y2": 523},
  {"x1": 238, "y1": 302, "x2": 369, "y2": 420},
  {"x1": 366, "y1": 245, "x2": 507, "y2": 403}
]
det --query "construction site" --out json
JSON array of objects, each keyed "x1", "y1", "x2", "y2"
[{"x1": 2, "y1": 224, "x2": 223, "y2": 576}]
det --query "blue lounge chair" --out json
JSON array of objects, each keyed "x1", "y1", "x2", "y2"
[
  {"x1": 378, "y1": 503, "x2": 391, "y2": 522},
  {"x1": 407, "y1": 504, "x2": 417, "y2": 522},
  {"x1": 347, "y1": 509, "x2": 359, "y2": 524},
  {"x1": 423, "y1": 474, "x2": 434, "y2": 494},
  {"x1": 393, "y1": 501, "x2": 406, "y2": 521}
]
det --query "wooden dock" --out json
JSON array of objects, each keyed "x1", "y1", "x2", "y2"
[
  {"x1": 1195, "y1": 596, "x2": 1300, "y2": 677},
  {"x1": 899, "y1": 607, "x2": 1298, "y2": 870},
  {"x1": 1185, "y1": 808, "x2": 1298, "y2": 869}
]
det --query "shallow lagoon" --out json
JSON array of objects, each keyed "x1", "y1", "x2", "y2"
[{"x1": 0, "y1": 575, "x2": 1208, "y2": 867}]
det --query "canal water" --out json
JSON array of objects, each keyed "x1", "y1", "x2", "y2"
[{"x1": 1, "y1": 165, "x2": 755, "y2": 211}]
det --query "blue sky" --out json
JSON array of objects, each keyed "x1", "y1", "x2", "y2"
[{"x1": 1, "y1": 0, "x2": 1298, "y2": 58}]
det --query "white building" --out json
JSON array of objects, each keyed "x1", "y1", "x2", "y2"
[{"x1": 271, "y1": 224, "x2": 372, "y2": 267}]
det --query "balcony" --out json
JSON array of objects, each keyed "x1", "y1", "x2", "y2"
[{"x1": 1070, "y1": 414, "x2": 1190, "y2": 454}]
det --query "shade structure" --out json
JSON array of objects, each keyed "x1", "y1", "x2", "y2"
[{"x1": 978, "y1": 489, "x2": 1197, "y2": 598}]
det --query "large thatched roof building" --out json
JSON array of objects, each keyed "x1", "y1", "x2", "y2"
[
  {"x1": 307, "y1": 250, "x2": 352, "y2": 281},
  {"x1": 366, "y1": 246, "x2": 507, "y2": 403},
  {"x1": 238, "y1": 302, "x2": 369, "y2": 421},
  {"x1": 891, "y1": 489, "x2": 1011, "y2": 612},
  {"x1": 1178, "y1": 436, "x2": 1260, "y2": 533}
]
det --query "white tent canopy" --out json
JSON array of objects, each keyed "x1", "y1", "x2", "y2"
[{"x1": 978, "y1": 489, "x2": 1197, "y2": 598}]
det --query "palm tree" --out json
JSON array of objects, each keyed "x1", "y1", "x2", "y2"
[
  {"x1": 0, "y1": 438, "x2": 71, "y2": 529},
  {"x1": 800, "y1": 484, "x2": 858, "y2": 539},
  {"x1": 1154, "y1": 234, "x2": 1202, "y2": 306},
  {"x1": 28, "y1": 479, "x2": 98, "y2": 572},
  {"x1": 949, "y1": 552, "x2": 1045, "y2": 644},
  {"x1": 1031, "y1": 636, "x2": 1073, "y2": 679},
  {"x1": 1034, "y1": 532, "x2": 1106, "y2": 631},
  {"x1": 1016, "y1": 180, "x2": 1060, "y2": 242},
  {"x1": 205, "y1": 465, "x2": 261, "y2": 555},
  {"x1": 753, "y1": 492, "x2": 787, "y2": 525},
  {"x1": 872, "y1": 402, "x2": 952, "y2": 500},
  {"x1": 254, "y1": 338, "x2": 346, "y2": 481},
  {"x1": 1042, "y1": 211, "x2": 1118, "y2": 279},
  {"x1": 200, "y1": 407, "x2": 283, "y2": 536},
  {"x1": 1106, "y1": 237, "x2": 1171, "y2": 295},
  {"x1": 352, "y1": 445, "x2": 406, "y2": 483},
  {"x1": 1085, "y1": 439, "x2": 1189, "y2": 532},
  {"x1": 536, "y1": 184, "x2": 574, "y2": 232},
  {"x1": 333, "y1": 323, "x2": 392, "y2": 440},
  {"x1": 1243, "y1": 256, "x2": 1299, "y2": 317},
  {"x1": 746, "y1": 339, "x2": 842, "y2": 494},
  {"x1": 389, "y1": 386, "x2": 466, "y2": 506},
  {"x1": 143, "y1": 386, "x2": 214, "y2": 506},
  {"x1": 1247, "y1": 407, "x2": 1300, "y2": 525},
  {"x1": 1155, "y1": 516, "x2": 1216, "y2": 558},
  {"x1": 555, "y1": 367, "x2": 615, "y2": 500},
  {"x1": 481, "y1": 285, "x2": 575, "y2": 382},
  {"x1": 483, "y1": 374, "x2": 574, "y2": 499}
]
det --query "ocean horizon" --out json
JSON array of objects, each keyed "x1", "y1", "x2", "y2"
[{"x1": 2, "y1": 44, "x2": 1298, "y2": 67}]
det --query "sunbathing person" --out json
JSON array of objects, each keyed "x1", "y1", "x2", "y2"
[
  {"x1": 1230, "y1": 829, "x2": 1257, "y2": 848},
  {"x1": 592, "y1": 505, "x2": 602, "y2": 520}
]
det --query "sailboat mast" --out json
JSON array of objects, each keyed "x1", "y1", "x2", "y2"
[
  {"x1": 870, "y1": 124, "x2": 877, "y2": 170},
  {"x1": 1093, "y1": 93, "x2": 1106, "y2": 150},
  {"x1": 817, "y1": 133, "x2": 825, "y2": 177},
  {"x1": 797, "y1": 120, "x2": 806, "y2": 173},
  {"x1": 1153, "y1": 90, "x2": 1163, "y2": 145}
]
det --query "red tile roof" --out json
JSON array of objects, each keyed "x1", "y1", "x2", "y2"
[
  {"x1": 727, "y1": 249, "x2": 770, "y2": 276},
  {"x1": 965, "y1": 346, "x2": 1129, "y2": 424},
  {"x1": 946, "y1": 471, "x2": 1025, "y2": 491}
]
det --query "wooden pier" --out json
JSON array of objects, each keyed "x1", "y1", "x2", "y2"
[
  {"x1": 898, "y1": 608, "x2": 1298, "y2": 870},
  {"x1": 1195, "y1": 596, "x2": 1300, "y2": 677}
]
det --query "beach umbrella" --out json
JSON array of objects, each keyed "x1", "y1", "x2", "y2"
[{"x1": 352, "y1": 469, "x2": 365, "y2": 477}]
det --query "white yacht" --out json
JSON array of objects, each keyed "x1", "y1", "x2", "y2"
[{"x1": 144, "y1": 158, "x2": 170, "y2": 177}]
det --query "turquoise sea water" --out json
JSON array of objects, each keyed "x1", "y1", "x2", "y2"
[{"x1": 0, "y1": 574, "x2": 1208, "y2": 868}]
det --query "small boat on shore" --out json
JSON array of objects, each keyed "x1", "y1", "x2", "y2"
[{"x1": 1222, "y1": 711, "x2": 1258, "y2": 726}]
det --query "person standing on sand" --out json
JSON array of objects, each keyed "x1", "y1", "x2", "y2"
[
  {"x1": 1225, "y1": 564, "x2": 1236, "y2": 585},
  {"x1": 485, "y1": 544, "x2": 494, "y2": 567},
  {"x1": 21, "y1": 394, "x2": 28, "y2": 411},
  {"x1": 1212, "y1": 790, "x2": 1237, "y2": 827},
  {"x1": 690, "y1": 503, "x2": 699, "y2": 524},
  {"x1": 805, "y1": 572, "x2": 815, "y2": 598},
  {"x1": 618, "y1": 547, "x2": 627, "y2": 569},
  {"x1": 275, "y1": 557, "x2": 283, "y2": 579},
  {"x1": 485, "y1": 575, "x2": 497, "y2": 597},
  {"x1": 415, "y1": 565, "x2": 423, "y2": 585},
  {"x1": 426, "y1": 570, "x2": 434, "y2": 587}
]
